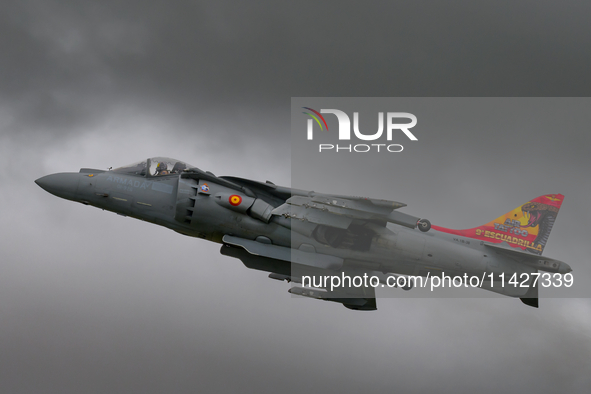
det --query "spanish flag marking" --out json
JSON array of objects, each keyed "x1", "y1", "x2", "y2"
[{"x1": 229, "y1": 195, "x2": 242, "y2": 206}]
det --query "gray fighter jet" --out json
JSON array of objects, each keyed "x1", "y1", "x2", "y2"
[{"x1": 36, "y1": 157, "x2": 571, "y2": 310}]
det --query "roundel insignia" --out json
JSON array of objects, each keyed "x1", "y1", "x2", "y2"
[
  {"x1": 200, "y1": 183, "x2": 209, "y2": 192},
  {"x1": 229, "y1": 195, "x2": 242, "y2": 206}
]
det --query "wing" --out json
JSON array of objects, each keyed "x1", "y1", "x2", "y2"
[
  {"x1": 211, "y1": 177, "x2": 430, "y2": 311},
  {"x1": 272, "y1": 194, "x2": 422, "y2": 230},
  {"x1": 221, "y1": 235, "x2": 377, "y2": 311},
  {"x1": 214, "y1": 175, "x2": 427, "y2": 231}
]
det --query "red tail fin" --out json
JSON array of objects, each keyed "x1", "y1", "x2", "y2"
[{"x1": 432, "y1": 194, "x2": 564, "y2": 255}]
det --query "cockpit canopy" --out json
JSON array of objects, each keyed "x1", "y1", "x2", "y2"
[{"x1": 112, "y1": 157, "x2": 197, "y2": 177}]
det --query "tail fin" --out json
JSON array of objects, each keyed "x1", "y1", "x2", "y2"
[{"x1": 432, "y1": 194, "x2": 564, "y2": 255}]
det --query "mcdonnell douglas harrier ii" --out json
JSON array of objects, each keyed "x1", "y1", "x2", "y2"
[{"x1": 36, "y1": 157, "x2": 571, "y2": 310}]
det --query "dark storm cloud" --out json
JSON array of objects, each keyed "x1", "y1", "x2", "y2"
[
  {"x1": 4, "y1": 0, "x2": 591, "y2": 139},
  {"x1": 2, "y1": 1, "x2": 591, "y2": 394}
]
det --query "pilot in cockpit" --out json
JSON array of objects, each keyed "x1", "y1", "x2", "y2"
[{"x1": 155, "y1": 162, "x2": 169, "y2": 176}]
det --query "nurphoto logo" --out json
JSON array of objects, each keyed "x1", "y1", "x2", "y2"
[{"x1": 303, "y1": 107, "x2": 418, "y2": 153}]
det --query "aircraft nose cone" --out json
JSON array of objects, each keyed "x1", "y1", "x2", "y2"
[{"x1": 35, "y1": 172, "x2": 80, "y2": 201}]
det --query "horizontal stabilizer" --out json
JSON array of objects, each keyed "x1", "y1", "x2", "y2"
[
  {"x1": 520, "y1": 276, "x2": 539, "y2": 308},
  {"x1": 483, "y1": 242, "x2": 571, "y2": 274},
  {"x1": 521, "y1": 297, "x2": 539, "y2": 308}
]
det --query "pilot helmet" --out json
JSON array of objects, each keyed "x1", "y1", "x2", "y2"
[{"x1": 157, "y1": 162, "x2": 168, "y2": 172}]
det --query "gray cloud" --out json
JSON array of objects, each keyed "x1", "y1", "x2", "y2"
[
  {"x1": 4, "y1": 1, "x2": 591, "y2": 137},
  {"x1": 1, "y1": 1, "x2": 590, "y2": 393}
]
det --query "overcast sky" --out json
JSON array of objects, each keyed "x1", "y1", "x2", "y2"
[{"x1": 1, "y1": 1, "x2": 590, "y2": 393}]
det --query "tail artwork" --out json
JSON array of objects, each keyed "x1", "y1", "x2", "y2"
[{"x1": 432, "y1": 194, "x2": 564, "y2": 255}]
